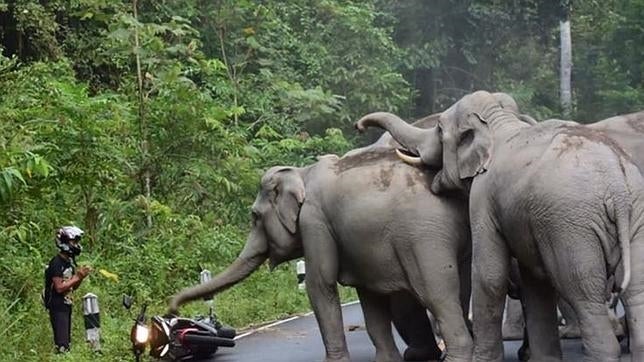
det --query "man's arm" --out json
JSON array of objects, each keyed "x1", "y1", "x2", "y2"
[{"x1": 52, "y1": 266, "x2": 91, "y2": 294}]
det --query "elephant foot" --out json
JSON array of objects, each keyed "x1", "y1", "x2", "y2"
[
  {"x1": 403, "y1": 346, "x2": 443, "y2": 361},
  {"x1": 517, "y1": 344, "x2": 530, "y2": 361},
  {"x1": 559, "y1": 323, "x2": 581, "y2": 339}
]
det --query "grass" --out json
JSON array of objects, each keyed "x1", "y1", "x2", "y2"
[{"x1": 0, "y1": 263, "x2": 358, "y2": 361}]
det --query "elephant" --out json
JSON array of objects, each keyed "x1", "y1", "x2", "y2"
[
  {"x1": 363, "y1": 93, "x2": 536, "y2": 361},
  {"x1": 504, "y1": 110, "x2": 644, "y2": 343},
  {"x1": 377, "y1": 105, "x2": 643, "y2": 358},
  {"x1": 167, "y1": 143, "x2": 474, "y2": 362},
  {"x1": 356, "y1": 90, "x2": 644, "y2": 362},
  {"x1": 590, "y1": 110, "x2": 644, "y2": 171},
  {"x1": 377, "y1": 103, "x2": 642, "y2": 358}
]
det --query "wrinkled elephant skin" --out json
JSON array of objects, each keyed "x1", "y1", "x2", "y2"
[
  {"x1": 356, "y1": 91, "x2": 644, "y2": 362},
  {"x1": 504, "y1": 110, "x2": 644, "y2": 337},
  {"x1": 169, "y1": 146, "x2": 473, "y2": 362}
]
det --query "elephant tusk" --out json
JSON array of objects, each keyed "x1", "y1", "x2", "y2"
[{"x1": 395, "y1": 148, "x2": 423, "y2": 166}]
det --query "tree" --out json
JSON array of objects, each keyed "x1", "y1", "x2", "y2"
[{"x1": 560, "y1": 0, "x2": 573, "y2": 117}]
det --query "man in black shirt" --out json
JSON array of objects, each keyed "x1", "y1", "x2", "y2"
[{"x1": 43, "y1": 226, "x2": 91, "y2": 353}]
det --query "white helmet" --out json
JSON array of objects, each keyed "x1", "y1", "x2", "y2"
[{"x1": 55, "y1": 226, "x2": 84, "y2": 257}]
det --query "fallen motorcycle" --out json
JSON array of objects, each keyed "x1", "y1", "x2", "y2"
[{"x1": 123, "y1": 295, "x2": 236, "y2": 361}]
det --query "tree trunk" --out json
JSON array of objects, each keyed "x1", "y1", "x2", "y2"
[
  {"x1": 133, "y1": 0, "x2": 152, "y2": 228},
  {"x1": 560, "y1": 18, "x2": 572, "y2": 118}
]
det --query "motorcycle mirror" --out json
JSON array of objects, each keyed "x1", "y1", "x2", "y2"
[{"x1": 122, "y1": 294, "x2": 134, "y2": 310}]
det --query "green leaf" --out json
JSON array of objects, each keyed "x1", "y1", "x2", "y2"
[{"x1": 6, "y1": 168, "x2": 26, "y2": 186}]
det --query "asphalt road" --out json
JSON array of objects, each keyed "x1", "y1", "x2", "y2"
[{"x1": 208, "y1": 302, "x2": 632, "y2": 362}]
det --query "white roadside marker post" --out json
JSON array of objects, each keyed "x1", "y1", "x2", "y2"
[
  {"x1": 296, "y1": 260, "x2": 306, "y2": 290},
  {"x1": 200, "y1": 269, "x2": 213, "y2": 303},
  {"x1": 82, "y1": 293, "x2": 101, "y2": 351}
]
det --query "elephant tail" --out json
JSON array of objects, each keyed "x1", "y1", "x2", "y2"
[{"x1": 613, "y1": 196, "x2": 632, "y2": 295}]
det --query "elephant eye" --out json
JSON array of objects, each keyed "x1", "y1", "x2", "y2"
[{"x1": 459, "y1": 129, "x2": 474, "y2": 145}]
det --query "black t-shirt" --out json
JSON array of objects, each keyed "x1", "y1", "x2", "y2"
[{"x1": 44, "y1": 254, "x2": 75, "y2": 310}]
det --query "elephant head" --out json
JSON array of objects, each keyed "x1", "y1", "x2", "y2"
[
  {"x1": 168, "y1": 166, "x2": 305, "y2": 312},
  {"x1": 356, "y1": 91, "x2": 531, "y2": 194}
]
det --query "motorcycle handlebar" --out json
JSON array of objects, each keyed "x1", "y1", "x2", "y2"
[{"x1": 136, "y1": 304, "x2": 148, "y2": 323}]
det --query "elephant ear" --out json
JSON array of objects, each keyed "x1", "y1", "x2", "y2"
[
  {"x1": 457, "y1": 112, "x2": 492, "y2": 179},
  {"x1": 273, "y1": 168, "x2": 306, "y2": 234}
]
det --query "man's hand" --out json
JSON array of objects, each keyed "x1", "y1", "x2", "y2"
[
  {"x1": 54, "y1": 266, "x2": 92, "y2": 293},
  {"x1": 77, "y1": 266, "x2": 92, "y2": 279}
]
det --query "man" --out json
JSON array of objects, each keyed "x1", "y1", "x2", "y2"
[{"x1": 43, "y1": 226, "x2": 92, "y2": 353}]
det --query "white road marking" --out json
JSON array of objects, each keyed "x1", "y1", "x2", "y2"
[{"x1": 234, "y1": 300, "x2": 360, "y2": 340}]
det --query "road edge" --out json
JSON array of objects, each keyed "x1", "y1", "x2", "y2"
[{"x1": 234, "y1": 300, "x2": 360, "y2": 340}]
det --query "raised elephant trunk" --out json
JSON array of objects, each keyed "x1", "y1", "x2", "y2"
[
  {"x1": 356, "y1": 112, "x2": 432, "y2": 157},
  {"x1": 168, "y1": 231, "x2": 269, "y2": 313}
]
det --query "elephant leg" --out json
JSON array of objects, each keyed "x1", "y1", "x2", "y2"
[
  {"x1": 357, "y1": 288, "x2": 403, "y2": 362},
  {"x1": 390, "y1": 291, "x2": 442, "y2": 361},
  {"x1": 622, "y1": 232, "x2": 644, "y2": 361},
  {"x1": 558, "y1": 297, "x2": 581, "y2": 338},
  {"x1": 300, "y1": 211, "x2": 350, "y2": 362},
  {"x1": 565, "y1": 298, "x2": 620, "y2": 362},
  {"x1": 502, "y1": 297, "x2": 525, "y2": 340},
  {"x1": 503, "y1": 259, "x2": 526, "y2": 341},
  {"x1": 623, "y1": 296, "x2": 644, "y2": 360},
  {"x1": 471, "y1": 218, "x2": 509, "y2": 362},
  {"x1": 551, "y1": 247, "x2": 620, "y2": 362},
  {"x1": 517, "y1": 306, "x2": 531, "y2": 362},
  {"x1": 560, "y1": 297, "x2": 623, "y2": 340},
  {"x1": 518, "y1": 266, "x2": 561, "y2": 361},
  {"x1": 406, "y1": 250, "x2": 472, "y2": 362}
]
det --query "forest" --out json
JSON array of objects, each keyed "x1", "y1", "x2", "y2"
[{"x1": 0, "y1": 0, "x2": 642, "y2": 360}]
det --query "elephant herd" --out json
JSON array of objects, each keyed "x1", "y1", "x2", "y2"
[{"x1": 169, "y1": 91, "x2": 644, "y2": 362}]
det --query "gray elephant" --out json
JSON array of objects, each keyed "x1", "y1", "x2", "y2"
[
  {"x1": 562, "y1": 110, "x2": 644, "y2": 340},
  {"x1": 504, "y1": 110, "x2": 644, "y2": 343},
  {"x1": 590, "y1": 110, "x2": 644, "y2": 171},
  {"x1": 168, "y1": 146, "x2": 473, "y2": 362},
  {"x1": 356, "y1": 90, "x2": 644, "y2": 362}
]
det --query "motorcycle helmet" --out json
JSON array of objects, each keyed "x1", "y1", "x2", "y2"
[{"x1": 56, "y1": 226, "x2": 84, "y2": 257}]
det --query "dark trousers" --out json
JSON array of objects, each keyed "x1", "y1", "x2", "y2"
[{"x1": 49, "y1": 306, "x2": 72, "y2": 351}]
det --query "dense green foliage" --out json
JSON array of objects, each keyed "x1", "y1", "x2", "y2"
[
  {"x1": 0, "y1": 0, "x2": 642, "y2": 360},
  {"x1": 380, "y1": 0, "x2": 643, "y2": 121}
]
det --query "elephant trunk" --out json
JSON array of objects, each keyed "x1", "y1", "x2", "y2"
[
  {"x1": 168, "y1": 231, "x2": 268, "y2": 313},
  {"x1": 355, "y1": 112, "x2": 430, "y2": 156}
]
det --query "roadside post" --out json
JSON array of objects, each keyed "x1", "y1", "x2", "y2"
[
  {"x1": 82, "y1": 293, "x2": 101, "y2": 351},
  {"x1": 200, "y1": 269, "x2": 213, "y2": 302},
  {"x1": 296, "y1": 260, "x2": 306, "y2": 290}
]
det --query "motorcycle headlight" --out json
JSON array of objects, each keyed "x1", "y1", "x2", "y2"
[{"x1": 135, "y1": 324, "x2": 150, "y2": 344}]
